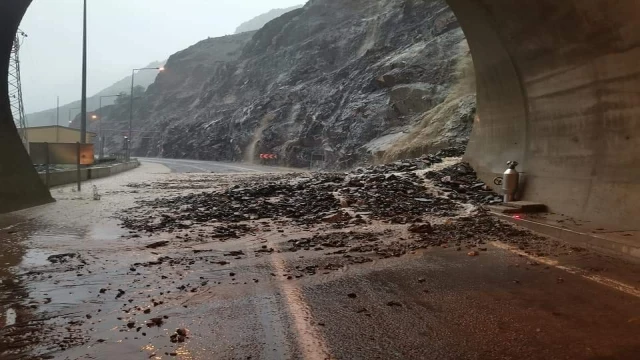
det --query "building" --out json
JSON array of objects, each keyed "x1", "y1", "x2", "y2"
[{"x1": 19, "y1": 125, "x2": 97, "y2": 144}]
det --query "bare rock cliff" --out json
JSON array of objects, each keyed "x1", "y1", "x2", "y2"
[{"x1": 96, "y1": 0, "x2": 474, "y2": 168}]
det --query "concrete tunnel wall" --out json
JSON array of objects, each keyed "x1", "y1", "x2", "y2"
[
  {"x1": 0, "y1": 0, "x2": 52, "y2": 213},
  {"x1": 449, "y1": 0, "x2": 640, "y2": 229},
  {"x1": 2, "y1": 0, "x2": 640, "y2": 229}
]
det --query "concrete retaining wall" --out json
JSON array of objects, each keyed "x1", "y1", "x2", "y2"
[{"x1": 40, "y1": 161, "x2": 140, "y2": 188}]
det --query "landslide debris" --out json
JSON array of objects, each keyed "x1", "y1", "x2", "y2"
[
  {"x1": 119, "y1": 149, "x2": 561, "y2": 269},
  {"x1": 120, "y1": 149, "x2": 482, "y2": 234}
]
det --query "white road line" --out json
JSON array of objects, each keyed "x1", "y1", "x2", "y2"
[
  {"x1": 268, "y1": 252, "x2": 331, "y2": 359},
  {"x1": 491, "y1": 241, "x2": 640, "y2": 298},
  {"x1": 159, "y1": 161, "x2": 211, "y2": 172}
]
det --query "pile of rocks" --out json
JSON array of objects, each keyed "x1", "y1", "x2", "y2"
[
  {"x1": 120, "y1": 174, "x2": 344, "y2": 233},
  {"x1": 286, "y1": 232, "x2": 381, "y2": 252},
  {"x1": 424, "y1": 162, "x2": 503, "y2": 205},
  {"x1": 417, "y1": 213, "x2": 564, "y2": 257},
  {"x1": 121, "y1": 167, "x2": 466, "y2": 235},
  {"x1": 116, "y1": 154, "x2": 573, "y2": 281},
  {"x1": 434, "y1": 146, "x2": 466, "y2": 158},
  {"x1": 339, "y1": 172, "x2": 461, "y2": 219},
  {"x1": 120, "y1": 151, "x2": 502, "y2": 239},
  {"x1": 351, "y1": 154, "x2": 443, "y2": 175}
]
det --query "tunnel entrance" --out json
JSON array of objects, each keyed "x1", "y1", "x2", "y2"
[
  {"x1": 449, "y1": 0, "x2": 640, "y2": 229},
  {"x1": 3, "y1": 0, "x2": 640, "y2": 231},
  {"x1": 0, "y1": 0, "x2": 52, "y2": 213}
]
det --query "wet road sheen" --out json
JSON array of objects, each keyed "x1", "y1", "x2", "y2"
[
  {"x1": 139, "y1": 158, "x2": 285, "y2": 174},
  {"x1": 0, "y1": 162, "x2": 639, "y2": 360}
]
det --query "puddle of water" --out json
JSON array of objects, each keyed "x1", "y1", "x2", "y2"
[
  {"x1": 29, "y1": 229, "x2": 83, "y2": 245},
  {"x1": 14, "y1": 230, "x2": 83, "y2": 269},
  {"x1": 5, "y1": 307, "x2": 16, "y2": 326},
  {"x1": 20, "y1": 249, "x2": 55, "y2": 268},
  {"x1": 89, "y1": 221, "x2": 129, "y2": 243}
]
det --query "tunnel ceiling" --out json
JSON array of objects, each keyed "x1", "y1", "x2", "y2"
[{"x1": 2, "y1": 0, "x2": 640, "y2": 228}]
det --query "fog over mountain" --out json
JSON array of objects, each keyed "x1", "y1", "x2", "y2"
[
  {"x1": 21, "y1": 2, "x2": 306, "y2": 126},
  {"x1": 18, "y1": 0, "x2": 306, "y2": 114},
  {"x1": 235, "y1": 5, "x2": 304, "y2": 34}
]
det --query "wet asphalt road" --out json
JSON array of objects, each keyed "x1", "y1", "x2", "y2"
[
  {"x1": 1, "y1": 162, "x2": 640, "y2": 360},
  {"x1": 139, "y1": 157, "x2": 283, "y2": 174}
]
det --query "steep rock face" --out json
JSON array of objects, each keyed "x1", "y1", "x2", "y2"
[
  {"x1": 83, "y1": 33, "x2": 255, "y2": 155},
  {"x1": 109, "y1": 0, "x2": 472, "y2": 167}
]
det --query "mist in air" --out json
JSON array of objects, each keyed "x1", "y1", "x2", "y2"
[{"x1": 19, "y1": 0, "x2": 306, "y2": 113}]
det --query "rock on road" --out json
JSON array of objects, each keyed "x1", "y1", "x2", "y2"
[{"x1": 0, "y1": 158, "x2": 639, "y2": 360}]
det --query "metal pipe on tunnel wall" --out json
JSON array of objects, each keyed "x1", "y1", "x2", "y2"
[{"x1": 0, "y1": 0, "x2": 53, "y2": 213}]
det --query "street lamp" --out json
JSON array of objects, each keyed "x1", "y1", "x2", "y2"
[
  {"x1": 123, "y1": 136, "x2": 129, "y2": 161},
  {"x1": 69, "y1": 107, "x2": 81, "y2": 125},
  {"x1": 128, "y1": 66, "x2": 163, "y2": 161},
  {"x1": 96, "y1": 94, "x2": 122, "y2": 159},
  {"x1": 90, "y1": 114, "x2": 98, "y2": 146}
]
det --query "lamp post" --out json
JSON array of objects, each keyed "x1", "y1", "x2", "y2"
[
  {"x1": 80, "y1": 0, "x2": 88, "y2": 143},
  {"x1": 96, "y1": 94, "x2": 122, "y2": 159},
  {"x1": 128, "y1": 66, "x2": 163, "y2": 160},
  {"x1": 123, "y1": 136, "x2": 129, "y2": 162},
  {"x1": 69, "y1": 107, "x2": 81, "y2": 125},
  {"x1": 56, "y1": 96, "x2": 60, "y2": 142}
]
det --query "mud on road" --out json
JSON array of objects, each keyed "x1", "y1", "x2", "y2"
[{"x1": 2, "y1": 154, "x2": 640, "y2": 360}]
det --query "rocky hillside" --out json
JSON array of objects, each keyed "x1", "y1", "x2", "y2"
[
  {"x1": 234, "y1": 5, "x2": 304, "y2": 34},
  {"x1": 96, "y1": 0, "x2": 474, "y2": 167}
]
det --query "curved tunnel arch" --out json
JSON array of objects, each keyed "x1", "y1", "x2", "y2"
[
  {"x1": 450, "y1": 0, "x2": 640, "y2": 228},
  {"x1": 0, "y1": 0, "x2": 52, "y2": 213},
  {"x1": 2, "y1": 0, "x2": 640, "y2": 228}
]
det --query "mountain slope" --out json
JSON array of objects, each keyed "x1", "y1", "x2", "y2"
[
  {"x1": 234, "y1": 5, "x2": 304, "y2": 34},
  {"x1": 99, "y1": 0, "x2": 474, "y2": 167}
]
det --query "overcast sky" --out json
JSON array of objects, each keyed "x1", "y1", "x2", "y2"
[{"x1": 19, "y1": 0, "x2": 306, "y2": 113}]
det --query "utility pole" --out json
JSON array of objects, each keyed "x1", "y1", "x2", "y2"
[
  {"x1": 80, "y1": 0, "x2": 88, "y2": 143},
  {"x1": 98, "y1": 94, "x2": 121, "y2": 159},
  {"x1": 56, "y1": 96, "x2": 60, "y2": 142},
  {"x1": 128, "y1": 70, "x2": 134, "y2": 160},
  {"x1": 9, "y1": 29, "x2": 28, "y2": 146},
  {"x1": 69, "y1": 107, "x2": 81, "y2": 125},
  {"x1": 128, "y1": 66, "x2": 163, "y2": 161}
]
